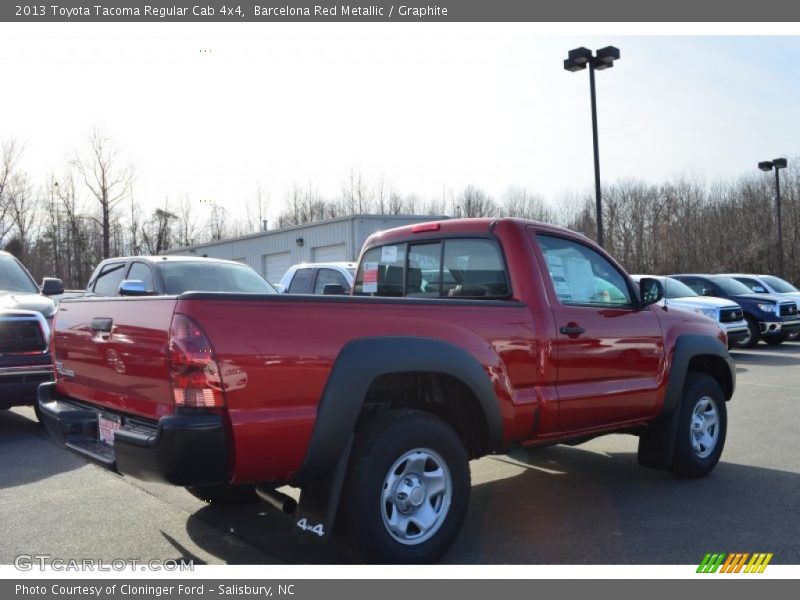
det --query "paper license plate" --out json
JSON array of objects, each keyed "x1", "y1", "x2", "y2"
[{"x1": 98, "y1": 412, "x2": 122, "y2": 446}]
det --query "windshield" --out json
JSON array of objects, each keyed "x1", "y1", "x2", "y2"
[
  {"x1": 0, "y1": 254, "x2": 39, "y2": 294},
  {"x1": 158, "y1": 262, "x2": 277, "y2": 295},
  {"x1": 711, "y1": 276, "x2": 753, "y2": 295},
  {"x1": 662, "y1": 277, "x2": 698, "y2": 299},
  {"x1": 761, "y1": 275, "x2": 799, "y2": 294}
]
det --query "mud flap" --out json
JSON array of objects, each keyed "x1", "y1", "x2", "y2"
[
  {"x1": 637, "y1": 407, "x2": 681, "y2": 470},
  {"x1": 293, "y1": 437, "x2": 352, "y2": 544}
]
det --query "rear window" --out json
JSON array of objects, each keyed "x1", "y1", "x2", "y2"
[
  {"x1": 354, "y1": 239, "x2": 509, "y2": 299},
  {"x1": 158, "y1": 261, "x2": 276, "y2": 294}
]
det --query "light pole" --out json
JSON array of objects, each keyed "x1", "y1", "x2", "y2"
[
  {"x1": 564, "y1": 46, "x2": 620, "y2": 247},
  {"x1": 758, "y1": 158, "x2": 788, "y2": 277}
]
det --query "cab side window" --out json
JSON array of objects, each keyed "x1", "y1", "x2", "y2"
[
  {"x1": 92, "y1": 262, "x2": 127, "y2": 296},
  {"x1": 735, "y1": 277, "x2": 766, "y2": 293},
  {"x1": 536, "y1": 235, "x2": 631, "y2": 307},
  {"x1": 314, "y1": 268, "x2": 350, "y2": 294},
  {"x1": 679, "y1": 278, "x2": 705, "y2": 295},
  {"x1": 127, "y1": 262, "x2": 155, "y2": 293},
  {"x1": 288, "y1": 268, "x2": 314, "y2": 293}
]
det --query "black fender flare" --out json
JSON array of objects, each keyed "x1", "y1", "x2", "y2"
[
  {"x1": 295, "y1": 336, "x2": 504, "y2": 484},
  {"x1": 660, "y1": 333, "x2": 735, "y2": 419},
  {"x1": 639, "y1": 333, "x2": 735, "y2": 470}
]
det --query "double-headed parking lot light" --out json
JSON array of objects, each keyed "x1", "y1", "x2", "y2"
[
  {"x1": 758, "y1": 158, "x2": 788, "y2": 277},
  {"x1": 563, "y1": 46, "x2": 621, "y2": 247}
]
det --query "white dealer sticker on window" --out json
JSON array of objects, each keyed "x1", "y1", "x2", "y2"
[
  {"x1": 363, "y1": 262, "x2": 379, "y2": 293},
  {"x1": 565, "y1": 257, "x2": 595, "y2": 301}
]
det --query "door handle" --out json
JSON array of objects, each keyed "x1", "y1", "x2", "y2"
[{"x1": 559, "y1": 325, "x2": 586, "y2": 336}]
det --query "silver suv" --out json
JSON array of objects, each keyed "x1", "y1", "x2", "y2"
[{"x1": 631, "y1": 275, "x2": 748, "y2": 347}]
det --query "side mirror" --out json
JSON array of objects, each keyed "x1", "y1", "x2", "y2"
[
  {"x1": 639, "y1": 277, "x2": 664, "y2": 307},
  {"x1": 322, "y1": 283, "x2": 347, "y2": 295},
  {"x1": 702, "y1": 288, "x2": 716, "y2": 297},
  {"x1": 752, "y1": 285, "x2": 767, "y2": 293},
  {"x1": 119, "y1": 280, "x2": 153, "y2": 297},
  {"x1": 40, "y1": 277, "x2": 65, "y2": 296}
]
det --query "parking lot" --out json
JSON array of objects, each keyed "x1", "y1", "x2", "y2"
[{"x1": 1, "y1": 343, "x2": 799, "y2": 565}]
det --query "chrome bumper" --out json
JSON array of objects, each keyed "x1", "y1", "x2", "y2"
[
  {"x1": 722, "y1": 320, "x2": 748, "y2": 334},
  {"x1": 0, "y1": 364, "x2": 54, "y2": 377}
]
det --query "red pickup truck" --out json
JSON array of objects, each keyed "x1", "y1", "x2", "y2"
[{"x1": 39, "y1": 218, "x2": 734, "y2": 563}]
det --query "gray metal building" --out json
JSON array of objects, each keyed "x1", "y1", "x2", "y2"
[{"x1": 166, "y1": 214, "x2": 444, "y2": 284}]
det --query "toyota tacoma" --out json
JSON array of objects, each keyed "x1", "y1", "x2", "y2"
[{"x1": 39, "y1": 219, "x2": 735, "y2": 563}]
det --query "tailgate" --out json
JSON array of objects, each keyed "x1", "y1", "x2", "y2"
[{"x1": 53, "y1": 297, "x2": 178, "y2": 419}]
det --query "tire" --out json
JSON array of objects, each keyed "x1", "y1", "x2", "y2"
[
  {"x1": 339, "y1": 409, "x2": 471, "y2": 564},
  {"x1": 669, "y1": 372, "x2": 727, "y2": 479},
  {"x1": 764, "y1": 332, "x2": 787, "y2": 346},
  {"x1": 185, "y1": 484, "x2": 258, "y2": 504},
  {"x1": 735, "y1": 317, "x2": 760, "y2": 349},
  {"x1": 33, "y1": 402, "x2": 43, "y2": 424}
]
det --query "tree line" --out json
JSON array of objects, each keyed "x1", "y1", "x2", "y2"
[{"x1": 1, "y1": 130, "x2": 798, "y2": 288}]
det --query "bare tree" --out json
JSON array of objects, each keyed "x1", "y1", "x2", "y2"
[
  {"x1": 72, "y1": 128, "x2": 132, "y2": 258},
  {"x1": 455, "y1": 185, "x2": 497, "y2": 218},
  {"x1": 142, "y1": 200, "x2": 177, "y2": 254},
  {"x1": 174, "y1": 194, "x2": 200, "y2": 247},
  {"x1": 0, "y1": 138, "x2": 23, "y2": 245},
  {"x1": 5, "y1": 172, "x2": 37, "y2": 258},
  {"x1": 246, "y1": 185, "x2": 270, "y2": 232},
  {"x1": 206, "y1": 201, "x2": 228, "y2": 241},
  {"x1": 500, "y1": 186, "x2": 553, "y2": 222}
]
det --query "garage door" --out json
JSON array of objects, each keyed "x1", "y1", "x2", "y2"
[
  {"x1": 263, "y1": 252, "x2": 291, "y2": 285},
  {"x1": 312, "y1": 244, "x2": 347, "y2": 263}
]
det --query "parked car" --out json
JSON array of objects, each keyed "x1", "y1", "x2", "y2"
[
  {"x1": 84, "y1": 255, "x2": 277, "y2": 297},
  {"x1": 40, "y1": 218, "x2": 735, "y2": 563},
  {"x1": 0, "y1": 250, "x2": 64, "y2": 416},
  {"x1": 631, "y1": 275, "x2": 748, "y2": 348},
  {"x1": 725, "y1": 274, "x2": 800, "y2": 340},
  {"x1": 277, "y1": 261, "x2": 356, "y2": 294},
  {"x1": 671, "y1": 274, "x2": 800, "y2": 347}
]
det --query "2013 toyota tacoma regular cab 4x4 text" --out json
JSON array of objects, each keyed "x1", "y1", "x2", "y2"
[{"x1": 38, "y1": 218, "x2": 735, "y2": 563}]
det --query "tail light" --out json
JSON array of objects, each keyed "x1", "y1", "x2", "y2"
[{"x1": 169, "y1": 314, "x2": 225, "y2": 408}]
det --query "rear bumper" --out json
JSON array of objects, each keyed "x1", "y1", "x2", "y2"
[
  {"x1": 37, "y1": 382, "x2": 229, "y2": 486},
  {"x1": 0, "y1": 360, "x2": 54, "y2": 408}
]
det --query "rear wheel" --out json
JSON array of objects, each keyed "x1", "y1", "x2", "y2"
[
  {"x1": 669, "y1": 372, "x2": 727, "y2": 478},
  {"x1": 185, "y1": 484, "x2": 258, "y2": 504},
  {"x1": 339, "y1": 409, "x2": 470, "y2": 563},
  {"x1": 735, "y1": 317, "x2": 760, "y2": 349}
]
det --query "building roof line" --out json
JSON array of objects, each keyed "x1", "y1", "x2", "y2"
[{"x1": 165, "y1": 213, "x2": 447, "y2": 254}]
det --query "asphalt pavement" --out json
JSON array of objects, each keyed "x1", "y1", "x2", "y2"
[{"x1": 1, "y1": 343, "x2": 798, "y2": 565}]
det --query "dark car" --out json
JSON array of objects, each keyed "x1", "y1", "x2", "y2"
[
  {"x1": 671, "y1": 274, "x2": 800, "y2": 347},
  {"x1": 0, "y1": 250, "x2": 64, "y2": 415},
  {"x1": 84, "y1": 255, "x2": 278, "y2": 297}
]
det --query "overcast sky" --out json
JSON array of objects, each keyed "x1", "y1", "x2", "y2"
[{"x1": 1, "y1": 24, "x2": 800, "y2": 224}]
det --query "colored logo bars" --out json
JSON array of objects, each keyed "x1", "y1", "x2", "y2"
[{"x1": 697, "y1": 553, "x2": 773, "y2": 573}]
